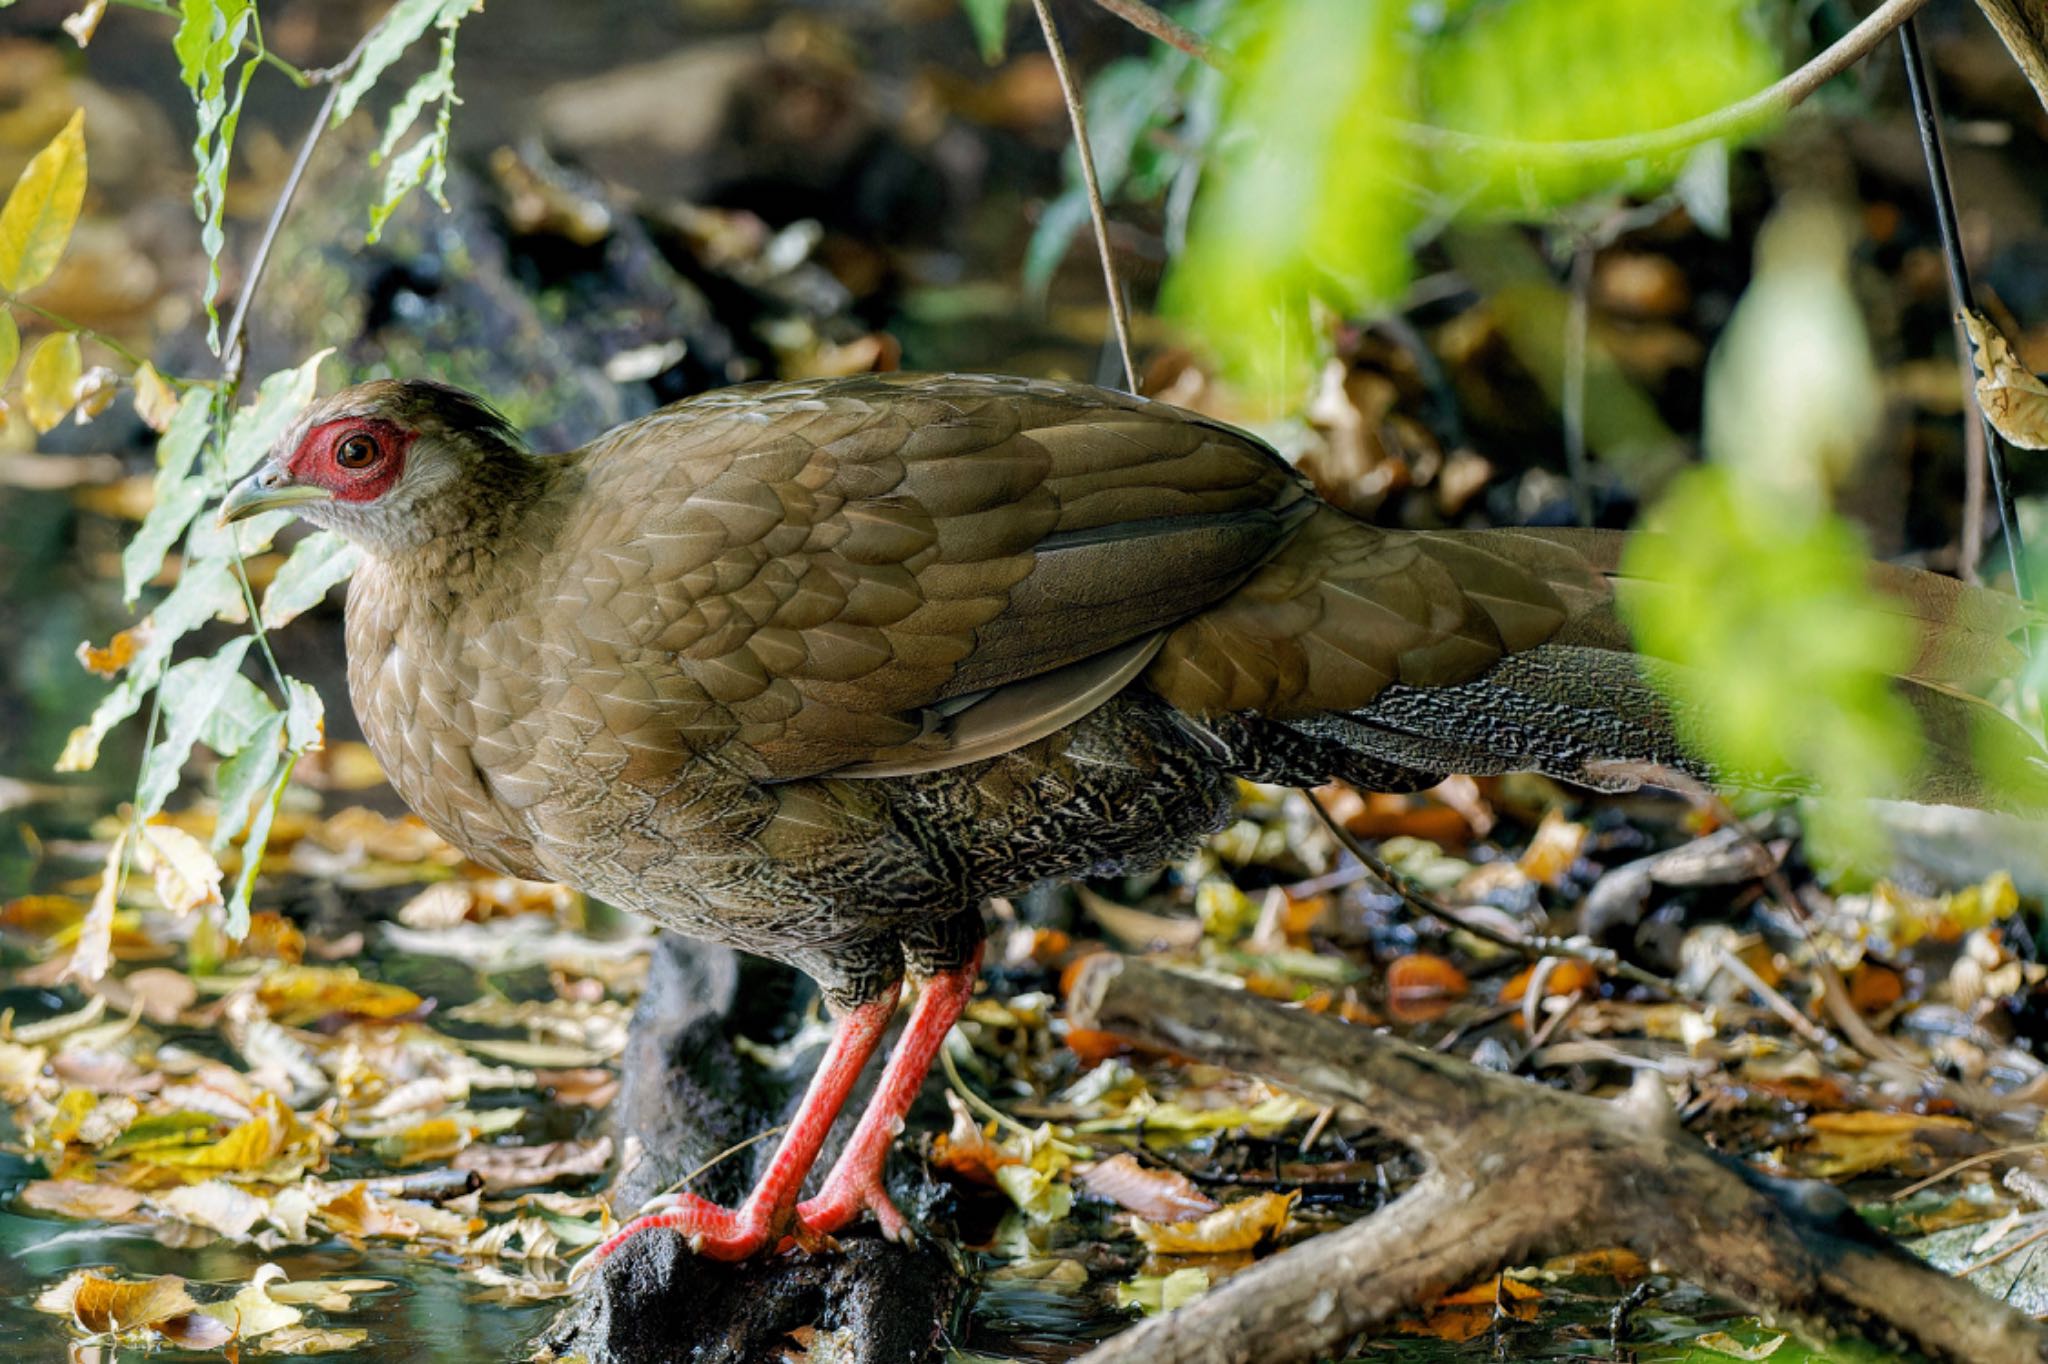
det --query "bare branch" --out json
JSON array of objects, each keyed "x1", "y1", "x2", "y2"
[{"x1": 1085, "y1": 0, "x2": 1215, "y2": 66}]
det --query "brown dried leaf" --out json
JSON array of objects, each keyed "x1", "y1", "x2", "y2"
[
  {"x1": 131, "y1": 361, "x2": 179, "y2": 432},
  {"x1": 76, "y1": 623, "x2": 148, "y2": 678},
  {"x1": 453, "y1": 1135, "x2": 613, "y2": 1193},
  {"x1": 1404, "y1": 1274, "x2": 1543, "y2": 1343},
  {"x1": 35, "y1": 1270, "x2": 197, "y2": 1334},
  {"x1": 1963, "y1": 308, "x2": 2048, "y2": 450},
  {"x1": 19, "y1": 1179, "x2": 145, "y2": 1221},
  {"x1": 256, "y1": 965, "x2": 423, "y2": 1025},
  {"x1": 1131, "y1": 1189, "x2": 1297, "y2": 1254}
]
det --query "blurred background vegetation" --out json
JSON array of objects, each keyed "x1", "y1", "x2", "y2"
[{"x1": 0, "y1": 0, "x2": 2045, "y2": 1358}]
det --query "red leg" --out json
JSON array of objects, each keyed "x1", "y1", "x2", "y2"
[
  {"x1": 796, "y1": 945, "x2": 982, "y2": 1243},
  {"x1": 589, "y1": 980, "x2": 902, "y2": 1264}
]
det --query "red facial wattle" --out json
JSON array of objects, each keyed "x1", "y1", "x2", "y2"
[{"x1": 285, "y1": 417, "x2": 414, "y2": 503}]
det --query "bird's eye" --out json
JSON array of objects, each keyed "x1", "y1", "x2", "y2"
[{"x1": 336, "y1": 434, "x2": 379, "y2": 469}]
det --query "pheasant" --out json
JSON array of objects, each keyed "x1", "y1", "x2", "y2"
[{"x1": 219, "y1": 371, "x2": 2041, "y2": 1262}]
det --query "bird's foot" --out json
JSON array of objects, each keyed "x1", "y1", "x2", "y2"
[
  {"x1": 796, "y1": 1164, "x2": 910, "y2": 1245},
  {"x1": 584, "y1": 1191, "x2": 778, "y2": 1268}
]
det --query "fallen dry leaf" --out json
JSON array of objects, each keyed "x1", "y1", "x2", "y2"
[
  {"x1": 1131, "y1": 1189, "x2": 1297, "y2": 1254},
  {"x1": 1402, "y1": 1274, "x2": 1543, "y2": 1343},
  {"x1": 453, "y1": 1136, "x2": 613, "y2": 1192},
  {"x1": 1077, "y1": 1152, "x2": 1218, "y2": 1221}
]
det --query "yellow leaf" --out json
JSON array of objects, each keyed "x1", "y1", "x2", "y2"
[
  {"x1": 35, "y1": 1269, "x2": 196, "y2": 1334},
  {"x1": 1695, "y1": 1330, "x2": 1787, "y2": 1360},
  {"x1": 197, "y1": 1263, "x2": 301, "y2": 1339},
  {"x1": 61, "y1": 830, "x2": 124, "y2": 986},
  {"x1": 24, "y1": 330, "x2": 82, "y2": 432},
  {"x1": 135, "y1": 822, "x2": 224, "y2": 914},
  {"x1": 1114, "y1": 1266, "x2": 1209, "y2": 1315},
  {"x1": 256, "y1": 1327, "x2": 370, "y2": 1355},
  {"x1": 257, "y1": 964, "x2": 423, "y2": 1024},
  {"x1": 1132, "y1": 1189, "x2": 1298, "y2": 1254},
  {"x1": 132, "y1": 361, "x2": 179, "y2": 432},
  {"x1": 0, "y1": 108, "x2": 88, "y2": 293},
  {"x1": 0, "y1": 310, "x2": 16, "y2": 388}
]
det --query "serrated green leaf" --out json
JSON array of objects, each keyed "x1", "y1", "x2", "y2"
[
  {"x1": 261, "y1": 530, "x2": 362, "y2": 628},
  {"x1": 283, "y1": 677, "x2": 324, "y2": 753},
  {"x1": 138, "y1": 635, "x2": 254, "y2": 817},
  {"x1": 58, "y1": 559, "x2": 242, "y2": 773},
  {"x1": 0, "y1": 108, "x2": 86, "y2": 292},
  {"x1": 962, "y1": 0, "x2": 1009, "y2": 64},
  {"x1": 219, "y1": 350, "x2": 330, "y2": 481},
  {"x1": 212, "y1": 710, "x2": 283, "y2": 850},
  {"x1": 23, "y1": 329, "x2": 81, "y2": 431},
  {"x1": 0, "y1": 309, "x2": 17, "y2": 389},
  {"x1": 175, "y1": 0, "x2": 259, "y2": 349},
  {"x1": 366, "y1": 23, "x2": 460, "y2": 242},
  {"x1": 331, "y1": 0, "x2": 477, "y2": 125},
  {"x1": 225, "y1": 758, "x2": 293, "y2": 937},
  {"x1": 197, "y1": 670, "x2": 276, "y2": 756},
  {"x1": 121, "y1": 387, "x2": 218, "y2": 602}
]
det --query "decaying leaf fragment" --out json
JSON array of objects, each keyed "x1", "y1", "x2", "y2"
[
  {"x1": 1131, "y1": 1189, "x2": 1298, "y2": 1254},
  {"x1": 1961, "y1": 308, "x2": 2048, "y2": 450}
]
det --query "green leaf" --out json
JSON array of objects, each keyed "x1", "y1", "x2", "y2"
[
  {"x1": 283, "y1": 677, "x2": 324, "y2": 753},
  {"x1": 197, "y1": 670, "x2": 277, "y2": 755},
  {"x1": 366, "y1": 24, "x2": 461, "y2": 243},
  {"x1": 23, "y1": 329, "x2": 81, "y2": 431},
  {"x1": 261, "y1": 530, "x2": 363, "y2": 628},
  {"x1": 137, "y1": 635, "x2": 254, "y2": 817},
  {"x1": 121, "y1": 387, "x2": 217, "y2": 602},
  {"x1": 331, "y1": 0, "x2": 478, "y2": 125},
  {"x1": 962, "y1": 0, "x2": 1009, "y2": 64},
  {"x1": 58, "y1": 559, "x2": 242, "y2": 773},
  {"x1": 1419, "y1": 0, "x2": 1780, "y2": 215},
  {"x1": 0, "y1": 107, "x2": 87, "y2": 293},
  {"x1": 1163, "y1": 0, "x2": 1420, "y2": 409},
  {"x1": 0, "y1": 309, "x2": 17, "y2": 390},
  {"x1": 225, "y1": 758, "x2": 293, "y2": 938},
  {"x1": 212, "y1": 710, "x2": 283, "y2": 850},
  {"x1": 218, "y1": 350, "x2": 331, "y2": 483},
  {"x1": 174, "y1": 0, "x2": 258, "y2": 350}
]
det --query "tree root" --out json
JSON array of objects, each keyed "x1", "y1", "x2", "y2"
[{"x1": 1066, "y1": 954, "x2": 2048, "y2": 1364}]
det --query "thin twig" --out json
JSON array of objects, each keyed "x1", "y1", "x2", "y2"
[
  {"x1": 1899, "y1": 18, "x2": 2031, "y2": 604},
  {"x1": 1964, "y1": 1221, "x2": 2048, "y2": 1276},
  {"x1": 1890, "y1": 1141, "x2": 2048, "y2": 1203},
  {"x1": 1305, "y1": 791, "x2": 1671, "y2": 993},
  {"x1": 1085, "y1": 0, "x2": 1215, "y2": 66},
  {"x1": 1, "y1": 296, "x2": 153, "y2": 373},
  {"x1": 218, "y1": 30, "x2": 373, "y2": 391},
  {"x1": 1031, "y1": 0, "x2": 1139, "y2": 394}
]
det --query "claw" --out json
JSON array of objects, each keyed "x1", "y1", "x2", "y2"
[{"x1": 583, "y1": 1192, "x2": 776, "y2": 1269}]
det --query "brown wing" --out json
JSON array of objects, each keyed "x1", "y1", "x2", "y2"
[{"x1": 550, "y1": 373, "x2": 1314, "y2": 780}]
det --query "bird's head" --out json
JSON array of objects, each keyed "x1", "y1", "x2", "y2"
[{"x1": 219, "y1": 379, "x2": 527, "y2": 554}]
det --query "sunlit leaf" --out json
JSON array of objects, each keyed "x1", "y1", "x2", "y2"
[
  {"x1": 330, "y1": 0, "x2": 479, "y2": 124},
  {"x1": 261, "y1": 530, "x2": 363, "y2": 628},
  {"x1": 196, "y1": 1264, "x2": 301, "y2": 1338},
  {"x1": 61, "y1": 560, "x2": 243, "y2": 771},
  {"x1": 135, "y1": 821, "x2": 224, "y2": 914},
  {"x1": 257, "y1": 964, "x2": 423, "y2": 1024},
  {"x1": 23, "y1": 329, "x2": 82, "y2": 432},
  {"x1": 174, "y1": 0, "x2": 259, "y2": 348},
  {"x1": 1164, "y1": 0, "x2": 1419, "y2": 409},
  {"x1": 1419, "y1": 0, "x2": 1779, "y2": 213},
  {"x1": 132, "y1": 361, "x2": 181, "y2": 432},
  {"x1": 1132, "y1": 1189, "x2": 1297, "y2": 1253},
  {"x1": 137, "y1": 635, "x2": 255, "y2": 818},
  {"x1": 0, "y1": 108, "x2": 87, "y2": 293},
  {"x1": 214, "y1": 711, "x2": 285, "y2": 849},
  {"x1": 120, "y1": 385, "x2": 215, "y2": 602},
  {"x1": 0, "y1": 309, "x2": 17, "y2": 388},
  {"x1": 366, "y1": 25, "x2": 461, "y2": 243},
  {"x1": 35, "y1": 1270, "x2": 197, "y2": 1335},
  {"x1": 62, "y1": 830, "x2": 125, "y2": 985}
]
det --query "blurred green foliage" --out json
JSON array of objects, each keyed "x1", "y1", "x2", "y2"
[
  {"x1": 1144, "y1": 0, "x2": 1787, "y2": 404},
  {"x1": 1620, "y1": 200, "x2": 1919, "y2": 855}
]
